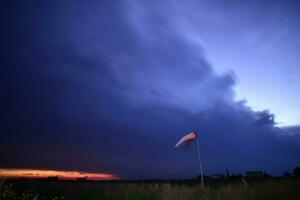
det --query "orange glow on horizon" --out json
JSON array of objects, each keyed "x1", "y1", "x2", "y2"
[{"x1": 0, "y1": 169, "x2": 120, "y2": 181}]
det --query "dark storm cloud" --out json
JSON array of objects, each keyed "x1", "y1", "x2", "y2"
[{"x1": 1, "y1": 0, "x2": 299, "y2": 179}]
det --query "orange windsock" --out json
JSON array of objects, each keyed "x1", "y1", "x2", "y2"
[{"x1": 175, "y1": 131, "x2": 197, "y2": 148}]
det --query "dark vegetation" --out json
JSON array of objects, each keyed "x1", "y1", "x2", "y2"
[
  {"x1": 1, "y1": 167, "x2": 300, "y2": 200},
  {"x1": 1, "y1": 177, "x2": 300, "y2": 200}
]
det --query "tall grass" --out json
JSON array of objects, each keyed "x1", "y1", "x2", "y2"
[
  {"x1": 0, "y1": 179, "x2": 63, "y2": 200},
  {"x1": 1, "y1": 178, "x2": 300, "y2": 200},
  {"x1": 103, "y1": 179, "x2": 300, "y2": 200},
  {"x1": 0, "y1": 179, "x2": 40, "y2": 200}
]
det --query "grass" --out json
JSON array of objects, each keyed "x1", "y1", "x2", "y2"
[{"x1": 1, "y1": 178, "x2": 300, "y2": 200}]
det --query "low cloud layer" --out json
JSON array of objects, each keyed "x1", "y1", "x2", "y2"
[{"x1": 0, "y1": 0, "x2": 299, "y2": 179}]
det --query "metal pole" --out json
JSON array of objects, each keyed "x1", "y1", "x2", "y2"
[{"x1": 196, "y1": 138, "x2": 204, "y2": 186}]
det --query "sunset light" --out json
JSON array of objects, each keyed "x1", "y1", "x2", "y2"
[{"x1": 0, "y1": 169, "x2": 120, "y2": 181}]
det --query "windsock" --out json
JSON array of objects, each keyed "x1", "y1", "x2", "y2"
[{"x1": 175, "y1": 131, "x2": 197, "y2": 148}]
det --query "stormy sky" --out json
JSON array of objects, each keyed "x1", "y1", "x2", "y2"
[{"x1": 0, "y1": 0, "x2": 300, "y2": 179}]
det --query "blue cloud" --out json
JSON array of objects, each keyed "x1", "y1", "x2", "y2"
[{"x1": 0, "y1": 0, "x2": 299, "y2": 179}]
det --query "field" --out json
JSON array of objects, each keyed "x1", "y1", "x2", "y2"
[{"x1": 1, "y1": 178, "x2": 300, "y2": 200}]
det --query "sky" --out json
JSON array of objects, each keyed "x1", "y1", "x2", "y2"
[
  {"x1": 0, "y1": 169, "x2": 119, "y2": 180},
  {"x1": 0, "y1": 0, "x2": 300, "y2": 180}
]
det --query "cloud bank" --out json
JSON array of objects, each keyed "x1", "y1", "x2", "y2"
[{"x1": 0, "y1": 0, "x2": 299, "y2": 179}]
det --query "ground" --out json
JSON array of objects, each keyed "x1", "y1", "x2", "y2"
[{"x1": 1, "y1": 178, "x2": 300, "y2": 200}]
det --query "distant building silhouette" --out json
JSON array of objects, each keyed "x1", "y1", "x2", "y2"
[
  {"x1": 246, "y1": 171, "x2": 264, "y2": 178},
  {"x1": 210, "y1": 174, "x2": 225, "y2": 180},
  {"x1": 283, "y1": 171, "x2": 292, "y2": 177},
  {"x1": 226, "y1": 169, "x2": 230, "y2": 178},
  {"x1": 228, "y1": 173, "x2": 243, "y2": 180},
  {"x1": 293, "y1": 167, "x2": 300, "y2": 177}
]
